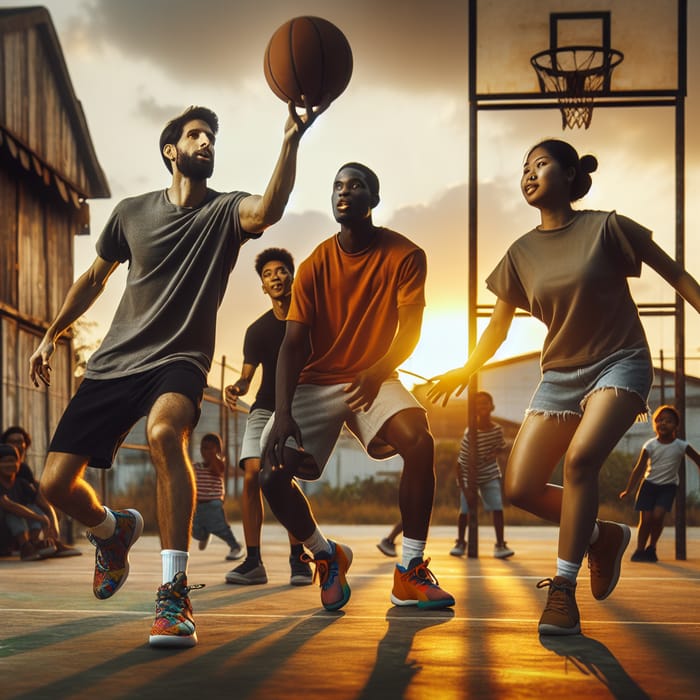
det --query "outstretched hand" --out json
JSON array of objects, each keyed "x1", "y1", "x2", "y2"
[
  {"x1": 426, "y1": 367, "x2": 471, "y2": 407},
  {"x1": 284, "y1": 94, "x2": 331, "y2": 140},
  {"x1": 29, "y1": 339, "x2": 56, "y2": 387}
]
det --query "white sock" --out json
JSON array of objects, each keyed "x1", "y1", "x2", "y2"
[
  {"x1": 304, "y1": 528, "x2": 332, "y2": 556},
  {"x1": 161, "y1": 549, "x2": 189, "y2": 584},
  {"x1": 556, "y1": 557, "x2": 581, "y2": 583},
  {"x1": 401, "y1": 537, "x2": 426, "y2": 568},
  {"x1": 88, "y1": 507, "x2": 116, "y2": 540},
  {"x1": 589, "y1": 521, "x2": 600, "y2": 544}
]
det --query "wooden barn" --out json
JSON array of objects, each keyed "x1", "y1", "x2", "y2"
[{"x1": 0, "y1": 7, "x2": 109, "y2": 471}]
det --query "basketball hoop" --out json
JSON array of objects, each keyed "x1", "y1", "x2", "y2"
[{"x1": 531, "y1": 46, "x2": 624, "y2": 129}]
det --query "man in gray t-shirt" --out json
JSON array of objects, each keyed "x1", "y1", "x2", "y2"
[{"x1": 28, "y1": 99, "x2": 328, "y2": 649}]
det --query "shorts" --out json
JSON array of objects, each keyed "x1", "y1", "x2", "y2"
[
  {"x1": 238, "y1": 408, "x2": 272, "y2": 467},
  {"x1": 459, "y1": 477, "x2": 504, "y2": 513},
  {"x1": 527, "y1": 347, "x2": 653, "y2": 421},
  {"x1": 49, "y1": 361, "x2": 206, "y2": 469},
  {"x1": 3, "y1": 504, "x2": 44, "y2": 536},
  {"x1": 260, "y1": 378, "x2": 424, "y2": 480},
  {"x1": 635, "y1": 479, "x2": 677, "y2": 512}
]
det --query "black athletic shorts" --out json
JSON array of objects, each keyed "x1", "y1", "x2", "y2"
[
  {"x1": 49, "y1": 361, "x2": 206, "y2": 469},
  {"x1": 634, "y1": 479, "x2": 678, "y2": 512}
]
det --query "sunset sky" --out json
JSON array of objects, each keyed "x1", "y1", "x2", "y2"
[{"x1": 3, "y1": 0, "x2": 699, "y2": 393}]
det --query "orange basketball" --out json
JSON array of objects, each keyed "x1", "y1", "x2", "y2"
[{"x1": 264, "y1": 16, "x2": 353, "y2": 107}]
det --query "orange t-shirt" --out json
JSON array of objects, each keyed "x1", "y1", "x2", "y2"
[{"x1": 288, "y1": 228, "x2": 427, "y2": 385}]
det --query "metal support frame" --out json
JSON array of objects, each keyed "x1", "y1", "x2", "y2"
[{"x1": 467, "y1": 0, "x2": 688, "y2": 559}]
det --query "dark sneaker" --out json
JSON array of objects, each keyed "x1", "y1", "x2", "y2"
[
  {"x1": 537, "y1": 576, "x2": 581, "y2": 635},
  {"x1": 376, "y1": 538, "x2": 397, "y2": 557},
  {"x1": 644, "y1": 545, "x2": 658, "y2": 562},
  {"x1": 53, "y1": 540, "x2": 83, "y2": 557},
  {"x1": 36, "y1": 538, "x2": 58, "y2": 558},
  {"x1": 289, "y1": 554, "x2": 313, "y2": 586},
  {"x1": 587, "y1": 520, "x2": 630, "y2": 600},
  {"x1": 226, "y1": 542, "x2": 244, "y2": 561},
  {"x1": 391, "y1": 557, "x2": 455, "y2": 609},
  {"x1": 149, "y1": 572, "x2": 204, "y2": 648},
  {"x1": 86, "y1": 509, "x2": 143, "y2": 600},
  {"x1": 449, "y1": 540, "x2": 466, "y2": 557},
  {"x1": 630, "y1": 548, "x2": 648, "y2": 562},
  {"x1": 20, "y1": 541, "x2": 42, "y2": 561},
  {"x1": 225, "y1": 559, "x2": 268, "y2": 585},
  {"x1": 307, "y1": 540, "x2": 353, "y2": 611}
]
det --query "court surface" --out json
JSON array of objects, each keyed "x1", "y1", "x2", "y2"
[{"x1": 1, "y1": 524, "x2": 698, "y2": 699}]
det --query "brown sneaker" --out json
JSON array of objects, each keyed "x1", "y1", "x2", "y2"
[
  {"x1": 537, "y1": 576, "x2": 581, "y2": 635},
  {"x1": 587, "y1": 520, "x2": 631, "y2": 600}
]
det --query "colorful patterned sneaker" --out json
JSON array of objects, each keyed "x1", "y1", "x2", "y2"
[
  {"x1": 149, "y1": 572, "x2": 204, "y2": 648},
  {"x1": 306, "y1": 540, "x2": 353, "y2": 611},
  {"x1": 225, "y1": 559, "x2": 268, "y2": 585},
  {"x1": 391, "y1": 557, "x2": 456, "y2": 609},
  {"x1": 587, "y1": 520, "x2": 631, "y2": 600},
  {"x1": 289, "y1": 554, "x2": 313, "y2": 586},
  {"x1": 537, "y1": 576, "x2": 581, "y2": 635},
  {"x1": 449, "y1": 540, "x2": 466, "y2": 557},
  {"x1": 376, "y1": 538, "x2": 397, "y2": 557},
  {"x1": 86, "y1": 508, "x2": 144, "y2": 600},
  {"x1": 494, "y1": 543, "x2": 515, "y2": 559}
]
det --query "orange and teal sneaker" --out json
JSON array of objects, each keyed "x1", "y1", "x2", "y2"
[
  {"x1": 86, "y1": 508, "x2": 143, "y2": 600},
  {"x1": 149, "y1": 572, "x2": 205, "y2": 648},
  {"x1": 391, "y1": 557, "x2": 455, "y2": 609},
  {"x1": 306, "y1": 540, "x2": 353, "y2": 611}
]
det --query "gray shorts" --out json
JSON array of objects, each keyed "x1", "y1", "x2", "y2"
[
  {"x1": 459, "y1": 477, "x2": 504, "y2": 513},
  {"x1": 260, "y1": 378, "x2": 424, "y2": 479},
  {"x1": 527, "y1": 346, "x2": 653, "y2": 421},
  {"x1": 238, "y1": 408, "x2": 273, "y2": 467}
]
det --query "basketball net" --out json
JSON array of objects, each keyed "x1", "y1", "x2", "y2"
[{"x1": 531, "y1": 47, "x2": 624, "y2": 129}]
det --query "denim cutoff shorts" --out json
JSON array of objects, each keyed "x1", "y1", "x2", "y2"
[{"x1": 526, "y1": 346, "x2": 653, "y2": 421}]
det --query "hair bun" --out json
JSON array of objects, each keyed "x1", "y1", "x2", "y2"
[{"x1": 580, "y1": 154, "x2": 598, "y2": 174}]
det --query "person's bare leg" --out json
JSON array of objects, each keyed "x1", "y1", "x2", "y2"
[
  {"x1": 637, "y1": 511, "x2": 652, "y2": 551},
  {"x1": 493, "y1": 509, "x2": 505, "y2": 546},
  {"x1": 648, "y1": 506, "x2": 667, "y2": 547},
  {"x1": 146, "y1": 393, "x2": 197, "y2": 551},
  {"x1": 40, "y1": 452, "x2": 104, "y2": 527},
  {"x1": 240, "y1": 458, "x2": 264, "y2": 548}
]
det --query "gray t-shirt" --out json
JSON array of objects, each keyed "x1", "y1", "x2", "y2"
[
  {"x1": 486, "y1": 210, "x2": 651, "y2": 371},
  {"x1": 85, "y1": 188, "x2": 255, "y2": 379}
]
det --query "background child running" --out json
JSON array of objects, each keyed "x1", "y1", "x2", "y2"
[{"x1": 619, "y1": 405, "x2": 700, "y2": 562}]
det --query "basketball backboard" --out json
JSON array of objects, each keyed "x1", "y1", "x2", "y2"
[{"x1": 474, "y1": 0, "x2": 682, "y2": 98}]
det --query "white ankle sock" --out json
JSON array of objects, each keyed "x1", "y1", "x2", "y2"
[
  {"x1": 304, "y1": 528, "x2": 331, "y2": 556},
  {"x1": 161, "y1": 549, "x2": 189, "y2": 584},
  {"x1": 589, "y1": 521, "x2": 600, "y2": 544},
  {"x1": 88, "y1": 507, "x2": 116, "y2": 539},
  {"x1": 401, "y1": 537, "x2": 426, "y2": 568},
  {"x1": 556, "y1": 557, "x2": 581, "y2": 583}
]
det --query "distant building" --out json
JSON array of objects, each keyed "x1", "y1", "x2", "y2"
[{"x1": 0, "y1": 7, "x2": 109, "y2": 466}]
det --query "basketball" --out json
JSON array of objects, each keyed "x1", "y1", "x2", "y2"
[{"x1": 264, "y1": 16, "x2": 353, "y2": 107}]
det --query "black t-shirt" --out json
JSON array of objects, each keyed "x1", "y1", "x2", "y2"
[{"x1": 242, "y1": 309, "x2": 286, "y2": 412}]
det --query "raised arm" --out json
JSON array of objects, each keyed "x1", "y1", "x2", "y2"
[
  {"x1": 686, "y1": 444, "x2": 700, "y2": 470},
  {"x1": 344, "y1": 304, "x2": 423, "y2": 413},
  {"x1": 238, "y1": 98, "x2": 329, "y2": 234},
  {"x1": 29, "y1": 256, "x2": 119, "y2": 387},
  {"x1": 427, "y1": 299, "x2": 516, "y2": 407}
]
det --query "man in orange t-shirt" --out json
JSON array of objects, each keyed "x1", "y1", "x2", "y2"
[{"x1": 261, "y1": 162, "x2": 454, "y2": 613}]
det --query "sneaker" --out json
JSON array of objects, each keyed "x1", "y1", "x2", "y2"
[
  {"x1": 35, "y1": 538, "x2": 58, "y2": 558},
  {"x1": 226, "y1": 542, "x2": 244, "y2": 561},
  {"x1": 306, "y1": 540, "x2": 353, "y2": 611},
  {"x1": 20, "y1": 541, "x2": 42, "y2": 561},
  {"x1": 630, "y1": 548, "x2": 648, "y2": 562},
  {"x1": 86, "y1": 508, "x2": 144, "y2": 600},
  {"x1": 449, "y1": 540, "x2": 466, "y2": 557},
  {"x1": 376, "y1": 538, "x2": 397, "y2": 557},
  {"x1": 225, "y1": 559, "x2": 268, "y2": 585},
  {"x1": 149, "y1": 571, "x2": 204, "y2": 648},
  {"x1": 391, "y1": 557, "x2": 455, "y2": 609},
  {"x1": 289, "y1": 554, "x2": 313, "y2": 586},
  {"x1": 644, "y1": 545, "x2": 658, "y2": 562},
  {"x1": 197, "y1": 534, "x2": 211, "y2": 551},
  {"x1": 494, "y1": 543, "x2": 515, "y2": 559},
  {"x1": 587, "y1": 520, "x2": 631, "y2": 600},
  {"x1": 53, "y1": 540, "x2": 83, "y2": 557},
  {"x1": 537, "y1": 576, "x2": 581, "y2": 635}
]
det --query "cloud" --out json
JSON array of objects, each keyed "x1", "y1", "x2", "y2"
[{"x1": 76, "y1": 0, "x2": 468, "y2": 93}]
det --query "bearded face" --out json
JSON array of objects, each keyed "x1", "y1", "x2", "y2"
[{"x1": 176, "y1": 148, "x2": 214, "y2": 180}]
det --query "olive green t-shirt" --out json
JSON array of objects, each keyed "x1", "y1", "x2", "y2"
[{"x1": 486, "y1": 210, "x2": 651, "y2": 371}]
